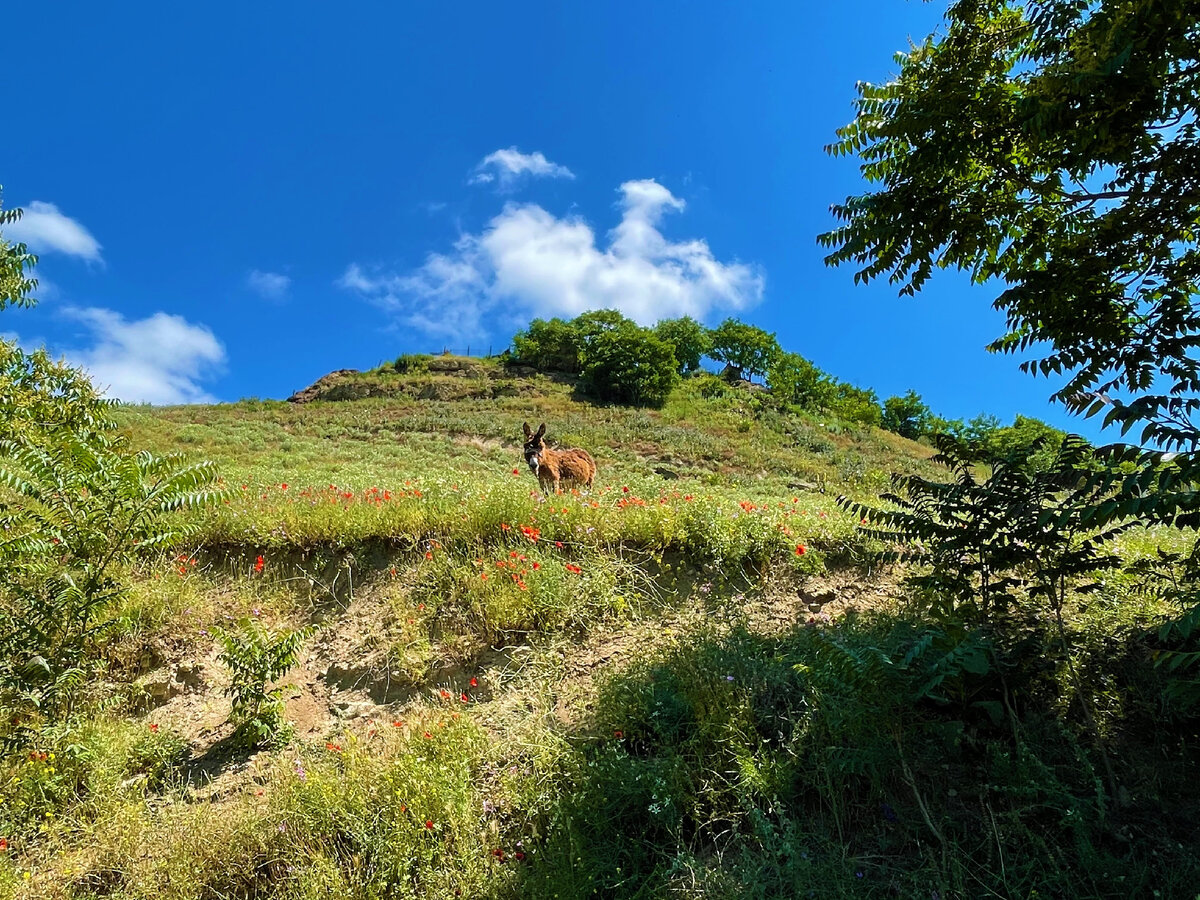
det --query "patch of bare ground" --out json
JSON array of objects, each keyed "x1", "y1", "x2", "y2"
[
  {"x1": 129, "y1": 563, "x2": 902, "y2": 801},
  {"x1": 452, "y1": 434, "x2": 507, "y2": 455}
]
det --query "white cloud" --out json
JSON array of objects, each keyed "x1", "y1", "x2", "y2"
[
  {"x1": 246, "y1": 269, "x2": 291, "y2": 301},
  {"x1": 62, "y1": 307, "x2": 226, "y2": 404},
  {"x1": 1, "y1": 201, "x2": 102, "y2": 263},
  {"x1": 339, "y1": 179, "x2": 764, "y2": 338},
  {"x1": 468, "y1": 147, "x2": 575, "y2": 190}
]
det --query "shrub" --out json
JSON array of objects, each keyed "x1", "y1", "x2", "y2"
[
  {"x1": 215, "y1": 618, "x2": 316, "y2": 747},
  {"x1": 392, "y1": 353, "x2": 431, "y2": 374},
  {"x1": 842, "y1": 435, "x2": 1130, "y2": 630},
  {"x1": 0, "y1": 424, "x2": 221, "y2": 725}
]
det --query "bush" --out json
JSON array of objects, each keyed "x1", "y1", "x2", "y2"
[
  {"x1": 580, "y1": 323, "x2": 679, "y2": 407},
  {"x1": 0, "y1": 417, "x2": 222, "y2": 725},
  {"x1": 216, "y1": 618, "x2": 316, "y2": 747},
  {"x1": 392, "y1": 353, "x2": 431, "y2": 374}
]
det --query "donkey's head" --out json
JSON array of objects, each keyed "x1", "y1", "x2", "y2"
[{"x1": 522, "y1": 422, "x2": 547, "y2": 474}]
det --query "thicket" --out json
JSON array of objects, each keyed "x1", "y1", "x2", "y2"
[
  {"x1": 819, "y1": 0, "x2": 1200, "y2": 823},
  {"x1": 0, "y1": 192, "x2": 222, "y2": 740},
  {"x1": 509, "y1": 310, "x2": 1053, "y2": 444}
]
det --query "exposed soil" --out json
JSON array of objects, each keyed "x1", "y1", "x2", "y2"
[{"x1": 134, "y1": 564, "x2": 903, "y2": 803}]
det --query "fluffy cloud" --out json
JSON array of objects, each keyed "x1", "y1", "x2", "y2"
[
  {"x1": 62, "y1": 307, "x2": 226, "y2": 404},
  {"x1": 1, "y1": 201, "x2": 102, "y2": 262},
  {"x1": 339, "y1": 179, "x2": 763, "y2": 337},
  {"x1": 246, "y1": 269, "x2": 291, "y2": 300},
  {"x1": 468, "y1": 148, "x2": 575, "y2": 189}
]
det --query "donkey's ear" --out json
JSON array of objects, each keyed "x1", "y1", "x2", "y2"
[
  {"x1": 536, "y1": 423, "x2": 546, "y2": 439},
  {"x1": 522, "y1": 421, "x2": 532, "y2": 439}
]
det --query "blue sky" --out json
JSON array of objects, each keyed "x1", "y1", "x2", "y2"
[{"x1": 0, "y1": 1, "x2": 1107, "y2": 437}]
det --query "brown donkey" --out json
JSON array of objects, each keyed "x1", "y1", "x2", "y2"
[{"x1": 522, "y1": 422, "x2": 597, "y2": 494}]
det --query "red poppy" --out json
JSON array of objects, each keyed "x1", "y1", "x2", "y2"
[
  {"x1": 149, "y1": 723, "x2": 159, "y2": 733},
  {"x1": 795, "y1": 545, "x2": 806, "y2": 556},
  {"x1": 460, "y1": 692, "x2": 469, "y2": 703},
  {"x1": 425, "y1": 551, "x2": 433, "y2": 560},
  {"x1": 439, "y1": 689, "x2": 451, "y2": 699},
  {"x1": 393, "y1": 721, "x2": 404, "y2": 727},
  {"x1": 513, "y1": 468, "x2": 520, "y2": 475},
  {"x1": 424, "y1": 731, "x2": 433, "y2": 739},
  {"x1": 515, "y1": 850, "x2": 526, "y2": 861},
  {"x1": 326, "y1": 742, "x2": 342, "y2": 752},
  {"x1": 614, "y1": 730, "x2": 624, "y2": 738},
  {"x1": 469, "y1": 677, "x2": 478, "y2": 687},
  {"x1": 0, "y1": 838, "x2": 8, "y2": 852},
  {"x1": 425, "y1": 820, "x2": 434, "y2": 830},
  {"x1": 254, "y1": 555, "x2": 264, "y2": 573},
  {"x1": 281, "y1": 483, "x2": 288, "y2": 491}
]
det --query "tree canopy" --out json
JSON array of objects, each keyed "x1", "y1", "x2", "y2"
[
  {"x1": 654, "y1": 316, "x2": 711, "y2": 374},
  {"x1": 580, "y1": 322, "x2": 678, "y2": 407},
  {"x1": 820, "y1": 0, "x2": 1200, "y2": 450},
  {"x1": 0, "y1": 189, "x2": 38, "y2": 313},
  {"x1": 708, "y1": 318, "x2": 781, "y2": 382}
]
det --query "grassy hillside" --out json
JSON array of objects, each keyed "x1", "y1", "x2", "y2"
[{"x1": 3, "y1": 359, "x2": 1197, "y2": 899}]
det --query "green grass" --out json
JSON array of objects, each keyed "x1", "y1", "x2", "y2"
[{"x1": 4, "y1": 362, "x2": 1199, "y2": 899}]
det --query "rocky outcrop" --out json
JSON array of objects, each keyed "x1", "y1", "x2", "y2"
[{"x1": 287, "y1": 369, "x2": 360, "y2": 403}]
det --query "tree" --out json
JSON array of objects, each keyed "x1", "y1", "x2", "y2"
[
  {"x1": 580, "y1": 323, "x2": 679, "y2": 407},
  {"x1": 820, "y1": 0, "x2": 1200, "y2": 451},
  {"x1": 767, "y1": 351, "x2": 836, "y2": 410},
  {"x1": 0, "y1": 193, "x2": 222, "y2": 728},
  {"x1": 882, "y1": 390, "x2": 935, "y2": 440},
  {"x1": 654, "y1": 316, "x2": 711, "y2": 374},
  {"x1": 511, "y1": 317, "x2": 584, "y2": 373},
  {"x1": 574, "y1": 308, "x2": 630, "y2": 347},
  {"x1": 829, "y1": 382, "x2": 882, "y2": 427},
  {"x1": 707, "y1": 319, "x2": 781, "y2": 382},
  {"x1": 0, "y1": 188, "x2": 39, "y2": 313}
]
